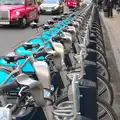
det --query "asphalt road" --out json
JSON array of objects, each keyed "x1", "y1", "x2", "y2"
[{"x1": 0, "y1": 6, "x2": 69, "y2": 56}]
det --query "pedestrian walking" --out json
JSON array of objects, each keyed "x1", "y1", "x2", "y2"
[
  {"x1": 98, "y1": 0, "x2": 102, "y2": 11},
  {"x1": 107, "y1": 0, "x2": 113, "y2": 17},
  {"x1": 103, "y1": 0, "x2": 113, "y2": 18},
  {"x1": 116, "y1": 0, "x2": 120, "y2": 13}
]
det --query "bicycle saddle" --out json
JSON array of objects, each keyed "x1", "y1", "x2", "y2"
[
  {"x1": 4, "y1": 52, "x2": 26, "y2": 63},
  {"x1": 52, "y1": 16, "x2": 59, "y2": 21},
  {"x1": 68, "y1": 22, "x2": 74, "y2": 26},
  {"x1": 30, "y1": 23, "x2": 51, "y2": 30},
  {"x1": 33, "y1": 48, "x2": 48, "y2": 58},
  {"x1": 47, "y1": 20, "x2": 55, "y2": 25},
  {"x1": 23, "y1": 43, "x2": 40, "y2": 50},
  {"x1": 60, "y1": 15, "x2": 66, "y2": 19},
  {"x1": 42, "y1": 24, "x2": 51, "y2": 30},
  {"x1": 68, "y1": 22, "x2": 79, "y2": 29},
  {"x1": 52, "y1": 35, "x2": 62, "y2": 41},
  {"x1": 63, "y1": 13, "x2": 69, "y2": 16},
  {"x1": 62, "y1": 28, "x2": 75, "y2": 34},
  {"x1": 57, "y1": 16, "x2": 63, "y2": 21},
  {"x1": 30, "y1": 22, "x2": 44, "y2": 29}
]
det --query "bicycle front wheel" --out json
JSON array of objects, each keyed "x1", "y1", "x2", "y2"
[
  {"x1": 97, "y1": 74, "x2": 114, "y2": 105},
  {"x1": 97, "y1": 97, "x2": 118, "y2": 120}
]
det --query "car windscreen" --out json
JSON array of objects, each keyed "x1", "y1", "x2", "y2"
[
  {"x1": 43, "y1": 0, "x2": 59, "y2": 4},
  {"x1": 0, "y1": 0, "x2": 24, "y2": 5}
]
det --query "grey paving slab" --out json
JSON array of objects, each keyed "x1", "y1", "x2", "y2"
[
  {"x1": 100, "y1": 11, "x2": 120, "y2": 76},
  {"x1": 100, "y1": 10, "x2": 120, "y2": 119}
]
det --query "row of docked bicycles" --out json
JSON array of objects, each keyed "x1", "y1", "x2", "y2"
[{"x1": 0, "y1": 3, "x2": 118, "y2": 120}]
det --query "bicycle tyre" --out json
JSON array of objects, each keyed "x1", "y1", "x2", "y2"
[
  {"x1": 96, "y1": 38, "x2": 105, "y2": 48},
  {"x1": 97, "y1": 61, "x2": 110, "y2": 81},
  {"x1": 97, "y1": 96, "x2": 118, "y2": 120},
  {"x1": 97, "y1": 74, "x2": 114, "y2": 106},
  {"x1": 96, "y1": 44, "x2": 105, "y2": 54},
  {"x1": 87, "y1": 48, "x2": 107, "y2": 65},
  {"x1": 97, "y1": 49, "x2": 108, "y2": 65}
]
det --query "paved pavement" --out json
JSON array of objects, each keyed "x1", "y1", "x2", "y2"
[
  {"x1": 100, "y1": 10, "x2": 120, "y2": 76},
  {"x1": 100, "y1": 10, "x2": 120, "y2": 118}
]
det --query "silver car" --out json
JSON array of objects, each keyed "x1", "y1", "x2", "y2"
[{"x1": 40, "y1": 0, "x2": 64, "y2": 14}]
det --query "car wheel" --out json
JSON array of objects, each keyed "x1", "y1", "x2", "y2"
[{"x1": 19, "y1": 17, "x2": 27, "y2": 29}]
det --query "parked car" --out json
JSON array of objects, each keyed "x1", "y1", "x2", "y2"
[
  {"x1": 0, "y1": 0, "x2": 39, "y2": 28},
  {"x1": 40, "y1": 0, "x2": 64, "y2": 14}
]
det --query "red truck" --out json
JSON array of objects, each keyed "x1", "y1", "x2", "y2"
[{"x1": 0, "y1": 0, "x2": 40, "y2": 28}]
